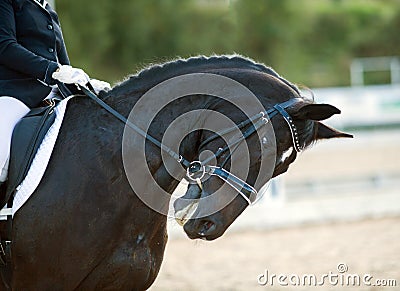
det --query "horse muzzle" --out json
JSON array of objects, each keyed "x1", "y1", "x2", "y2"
[{"x1": 183, "y1": 216, "x2": 223, "y2": 241}]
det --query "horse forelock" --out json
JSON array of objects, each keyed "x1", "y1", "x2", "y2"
[{"x1": 107, "y1": 54, "x2": 300, "y2": 97}]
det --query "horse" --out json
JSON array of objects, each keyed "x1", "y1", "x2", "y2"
[{"x1": 2, "y1": 55, "x2": 351, "y2": 290}]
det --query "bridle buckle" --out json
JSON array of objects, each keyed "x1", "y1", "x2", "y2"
[{"x1": 186, "y1": 161, "x2": 206, "y2": 181}]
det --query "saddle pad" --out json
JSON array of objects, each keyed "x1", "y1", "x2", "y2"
[
  {"x1": 12, "y1": 96, "x2": 76, "y2": 216},
  {"x1": 6, "y1": 104, "x2": 57, "y2": 202}
]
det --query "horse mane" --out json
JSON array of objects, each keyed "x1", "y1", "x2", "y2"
[
  {"x1": 107, "y1": 55, "x2": 300, "y2": 97},
  {"x1": 105, "y1": 54, "x2": 315, "y2": 149}
]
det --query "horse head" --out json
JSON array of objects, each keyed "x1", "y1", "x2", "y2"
[{"x1": 174, "y1": 68, "x2": 352, "y2": 241}]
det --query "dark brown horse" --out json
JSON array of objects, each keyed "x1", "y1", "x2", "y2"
[{"x1": 3, "y1": 56, "x2": 351, "y2": 290}]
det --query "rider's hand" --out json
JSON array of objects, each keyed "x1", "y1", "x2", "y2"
[
  {"x1": 90, "y1": 79, "x2": 111, "y2": 94},
  {"x1": 52, "y1": 65, "x2": 90, "y2": 86}
]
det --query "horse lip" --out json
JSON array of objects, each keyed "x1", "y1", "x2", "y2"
[{"x1": 174, "y1": 200, "x2": 199, "y2": 226}]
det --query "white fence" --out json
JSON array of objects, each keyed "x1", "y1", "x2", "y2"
[
  {"x1": 351, "y1": 56, "x2": 400, "y2": 86},
  {"x1": 246, "y1": 84, "x2": 400, "y2": 230},
  {"x1": 310, "y1": 84, "x2": 400, "y2": 129},
  {"x1": 255, "y1": 83, "x2": 400, "y2": 198}
]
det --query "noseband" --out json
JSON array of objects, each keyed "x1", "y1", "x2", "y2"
[{"x1": 80, "y1": 86, "x2": 302, "y2": 206}]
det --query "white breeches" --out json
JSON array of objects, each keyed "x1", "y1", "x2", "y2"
[{"x1": 0, "y1": 97, "x2": 30, "y2": 182}]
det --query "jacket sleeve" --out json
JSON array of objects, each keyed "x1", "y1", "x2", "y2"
[{"x1": 0, "y1": 0, "x2": 59, "y2": 85}]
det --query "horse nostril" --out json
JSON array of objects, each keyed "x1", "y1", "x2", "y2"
[{"x1": 198, "y1": 219, "x2": 216, "y2": 236}]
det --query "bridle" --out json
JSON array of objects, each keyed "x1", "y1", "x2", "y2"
[
  {"x1": 185, "y1": 98, "x2": 303, "y2": 205},
  {"x1": 79, "y1": 85, "x2": 303, "y2": 206}
]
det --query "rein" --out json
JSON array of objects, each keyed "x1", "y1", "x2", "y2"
[
  {"x1": 79, "y1": 85, "x2": 302, "y2": 206},
  {"x1": 80, "y1": 86, "x2": 191, "y2": 168}
]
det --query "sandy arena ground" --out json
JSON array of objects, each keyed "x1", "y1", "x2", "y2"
[
  {"x1": 150, "y1": 217, "x2": 399, "y2": 291},
  {"x1": 149, "y1": 130, "x2": 400, "y2": 290}
]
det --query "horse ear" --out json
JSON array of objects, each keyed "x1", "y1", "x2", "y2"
[
  {"x1": 293, "y1": 104, "x2": 341, "y2": 121},
  {"x1": 315, "y1": 122, "x2": 353, "y2": 140}
]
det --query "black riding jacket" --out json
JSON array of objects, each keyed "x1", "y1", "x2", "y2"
[{"x1": 0, "y1": 0, "x2": 70, "y2": 107}]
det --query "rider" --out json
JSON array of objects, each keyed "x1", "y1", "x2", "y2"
[{"x1": 0, "y1": 0, "x2": 110, "y2": 187}]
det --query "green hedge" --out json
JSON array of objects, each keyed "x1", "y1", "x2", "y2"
[{"x1": 57, "y1": 0, "x2": 400, "y2": 87}]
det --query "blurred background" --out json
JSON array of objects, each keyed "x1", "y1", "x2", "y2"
[
  {"x1": 55, "y1": 0, "x2": 400, "y2": 87},
  {"x1": 53, "y1": 0, "x2": 399, "y2": 290}
]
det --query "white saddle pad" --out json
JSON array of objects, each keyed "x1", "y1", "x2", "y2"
[{"x1": 10, "y1": 96, "x2": 76, "y2": 216}]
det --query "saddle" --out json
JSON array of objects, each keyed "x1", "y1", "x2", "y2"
[
  {"x1": 0, "y1": 84, "x2": 79, "y2": 210},
  {"x1": 0, "y1": 100, "x2": 57, "y2": 209}
]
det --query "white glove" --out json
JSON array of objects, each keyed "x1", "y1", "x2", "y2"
[
  {"x1": 90, "y1": 78, "x2": 111, "y2": 94},
  {"x1": 52, "y1": 65, "x2": 90, "y2": 86}
]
